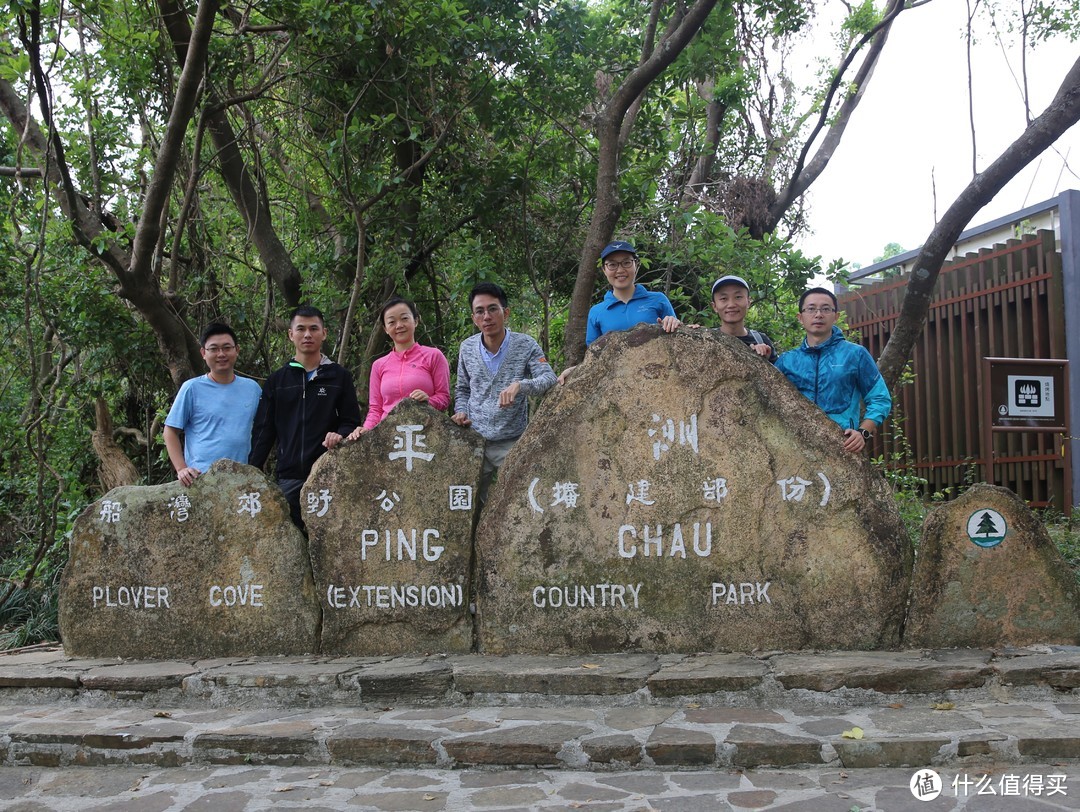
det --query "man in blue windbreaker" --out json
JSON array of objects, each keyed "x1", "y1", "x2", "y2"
[{"x1": 776, "y1": 287, "x2": 891, "y2": 453}]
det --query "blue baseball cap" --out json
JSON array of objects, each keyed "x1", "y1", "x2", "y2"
[{"x1": 600, "y1": 240, "x2": 637, "y2": 260}]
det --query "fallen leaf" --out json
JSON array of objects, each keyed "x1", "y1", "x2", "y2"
[
  {"x1": 886, "y1": 702, "x2": 904, "y2": 709},
  {"x1": 423, "y1": 794, "x2": 436, "y2": 801},
  {"x1": 273, "y1": 786, "x2": 294, "y2": 793},
  {"x1": 930, "y1": 701, "x2": 955, "y2": 711},
  {"x1": 686, "y1": 702, "x2": 701, "y2": 709},
  {"x1": 581, "y1": 663, "x2": 601, "y2": 669},
  {"x1": 841, "y1": 727, "x2": 864, "y2": 740}
]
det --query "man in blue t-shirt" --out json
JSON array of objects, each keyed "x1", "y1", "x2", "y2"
[
  {"x1": 164, "y1": 323, "x2": 262, "y2": 486},
  {"x1": 559, "y1": 241, "x2": 681, "y2": 383}
]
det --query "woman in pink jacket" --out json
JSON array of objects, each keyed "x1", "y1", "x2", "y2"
[{"x1": 348, "y1": 297, "x2": 451, "y2": 438}]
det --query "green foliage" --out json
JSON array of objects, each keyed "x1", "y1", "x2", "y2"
[
  {"x1": 2, "y1": 0, "x2": 1074, "y2": 651},
  {"x1": 1043, "y1": 511, "x2": 1080, "y2": 586}
]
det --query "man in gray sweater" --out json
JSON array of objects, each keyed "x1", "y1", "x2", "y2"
[{"x1": 452, "y1": 282, "x2": 557, "y2": 502}]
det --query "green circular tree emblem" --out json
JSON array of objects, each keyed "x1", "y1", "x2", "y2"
[{"x1": 966, "y1": 508, "x2": 1007, "y2": 548}]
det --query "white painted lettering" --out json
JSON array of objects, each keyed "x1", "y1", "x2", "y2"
[
  {"x1": 693, "y1": 522, "x2": 712, "y2": 557},
  {"x1": 423, "y1": 529, "x2": 443, "y2": 562},
  {"x1": 712, "y1": 582, "x2": 726, "y2": 604},
  {"x1": 323, "y1": 583, "x2": 464, "y2": 609},
  {"x1": 610, "y1": 584, "x2": 626, "y2": 607},
  {"x1": 359, "y1": 528, "x2": 444, "y2": 561},
  {"x1": 711, "y1": 581, "x2": 773, "y2": 606},
  {"x1": 210, "y1": 584, "x2": 264, "y2": 607},
  {"x1": 397, "y1": 529, "x2": 417, "y2": 561},
  {"x1": 360, "y1": 529, "x2": 379, "y2": 561},
  {"x1": 530, "y1": 583, "x2": 644, "y2": 609},
  {"x1": 91, "y1": 586, "x2": 169, "y2": 609},
  {"x1": 616, "y1": 523, "x2": 714, "y2": 558},
  {"x1": 669, "y1": 524, "x2": 686, "y2": 558},
  {"x1": 642, "y1": 525, "x2": 662, "y2": 557}
]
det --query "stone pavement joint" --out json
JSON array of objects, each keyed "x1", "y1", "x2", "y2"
[{"x1": 0, "y1": 645, "x2": 1078, "y2": 773}]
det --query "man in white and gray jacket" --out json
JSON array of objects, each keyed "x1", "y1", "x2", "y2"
[{"x1": 452, "y1": 282, "x2": 556, "y2": 502}]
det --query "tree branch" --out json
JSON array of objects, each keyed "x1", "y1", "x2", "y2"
[
  {"x1": 767, "y1": 0, "x2": 911, "y2": 231},
  {"x1": 877, "y1": 54, "x2": 1080, "y2": 389},
  {"x1": 130, "y1": 0, "x2": 220, "y2": 281}
]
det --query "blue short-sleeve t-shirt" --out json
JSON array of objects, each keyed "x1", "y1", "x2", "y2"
[
  {"x1": 586, "y1": 284, "x2": 676, "y2": 345},
  {"x1": 165, "y1": 375, "x2": 262, "y2": 472}
]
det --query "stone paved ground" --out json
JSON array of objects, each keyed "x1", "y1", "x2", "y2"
[
  {"x1": 2, "y1": 763, "x2": 1079, "y2": 811},
  {"x1": 1, "y1": 645, "x2": 1079, "y2": 809}
]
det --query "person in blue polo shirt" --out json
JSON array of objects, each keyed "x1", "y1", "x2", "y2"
[
  {"x1": 559, "y1": 241, "x2": 680, "y2": 383},
  {"x1": 587, "y1": 241, "x2": 680, "y2": 344}
]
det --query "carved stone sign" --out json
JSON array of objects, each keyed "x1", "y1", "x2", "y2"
[
  {"x1": 304, "y1": 399, "x2": 484, "y2": 655},
  {"x1": 906, "y1": 484, "x2": 1080, "y2": 647},
  {"x1": 59, "y1": 461, "x2": 319, "y2": 658},
  {"x1": 475, "y1": 326, "x2": 913, "y2": 654}
]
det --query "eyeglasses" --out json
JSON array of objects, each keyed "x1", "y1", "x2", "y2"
[
  {"x1": 603, "y1": 259, "x2": 636, "y2": 270},
  {"x1": 473, "y1": 304, "x2": 503, "y2": 317},
  {"x1": 801, "y1": 307, "x2": 836, "y2": 315},
  {"x1": 204, "y1": 344, "x2": 236, "y2": 353}
]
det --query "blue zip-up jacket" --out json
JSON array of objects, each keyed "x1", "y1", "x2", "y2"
[
  {"x1": 775, "y1": 326, "x2": 891, "y2": 430},
  {"x1": 249, "y1": 355, "x2": 361, "y2": 481}
]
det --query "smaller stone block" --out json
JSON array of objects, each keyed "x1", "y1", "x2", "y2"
[
  {"x1": 644, "y1": 725, "x2": 716, "y2": 765},
  {"x1": 648, "y1": 653, "x2": 768, "y2": 696},
  {"x1": 58, "y1": 461, "x2": 320, "y2": 659},
  {"x1": 582, "y1": 734, "x2": 643, "y2": 765},
  {"x1": 726, "y1": 725, "x2": 823, "y2": 767},
  {"x1": 326, "y1": 723, "x2": 439, "y2": 764},
  {"x1": 305, "y1": 400, "x2": 484, "y2": 655},
  {"x1": 834, "y1": 738, "x2": 949, "y2": 768},
  {"x1": 905, "y1": 484, "x2": 1080, "y2": 648},
  {"x1": 452, "y1": 653, "x2": 659, "y2": 695},
  {"x1": 443, "y1": 723, "x2": 591, "y2": 766}
]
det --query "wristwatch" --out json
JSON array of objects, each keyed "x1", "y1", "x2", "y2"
[{"x1": 859, "y1": 428, "x2": 874, "y2": 441}]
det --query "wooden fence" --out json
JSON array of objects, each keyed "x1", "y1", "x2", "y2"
[{"x1": 840, "y1": 229, "x2": 1069, "y2": 511}]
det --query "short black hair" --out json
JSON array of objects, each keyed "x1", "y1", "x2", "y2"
[
  {"x1": 290, "y1": 305, "x2": 325, "y2": 325},
  {"x1": 379, "y1": 296, "x2": 418, "y2": 323},
  {"x1": 200, "y1": 322, "x2": 237, "y2": 347},
  {"x1": 469, "y1": 282, "x2": 508, "y2": 309},
  {"x1": 799, "y1": 287, "x2": 838, "y2": 311}
]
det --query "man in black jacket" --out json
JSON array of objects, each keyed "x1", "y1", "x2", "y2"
[{"x1": 250, "y1": 306, "x2": 361, "y2": 528}]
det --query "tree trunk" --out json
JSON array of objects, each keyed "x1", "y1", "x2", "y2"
[
  {"x1": 564, "y1": 0, "x2": 720, "y2": 365},
  {"x1": 92, "y1": 398, "x2": 140, "y2": 491},
  {"x1": 158, "y1": 0, "x2": 304, "y2": 306},
  {"x1": 876, "y1": 55, "x2": 1080, "y2": 390}
]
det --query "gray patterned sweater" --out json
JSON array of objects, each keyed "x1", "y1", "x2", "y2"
[{"x1": 453, "y1": 329, "x2": 556, "y2": 442}]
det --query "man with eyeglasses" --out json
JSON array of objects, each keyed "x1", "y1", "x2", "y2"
[
  {"x1": 559, "y1": 241, "x2": 680, "y2": 384},
  {"x1": 164, "y1": 322, "x2": 262, "y2": 486},
  {"x1": 776, "y1": 287, "x2": 891, "y2": 453},
  {"x1": 452, "y1": 282, "x2": 556, "y2": 502}
]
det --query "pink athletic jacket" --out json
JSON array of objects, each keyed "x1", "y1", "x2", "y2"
[{"x1": 364, "y1": 344, "x2": 451, "y2": 429}]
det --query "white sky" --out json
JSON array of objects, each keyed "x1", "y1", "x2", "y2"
[{"x1": 794, "y1": 0, "x2": 1080, "y2": 269}]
